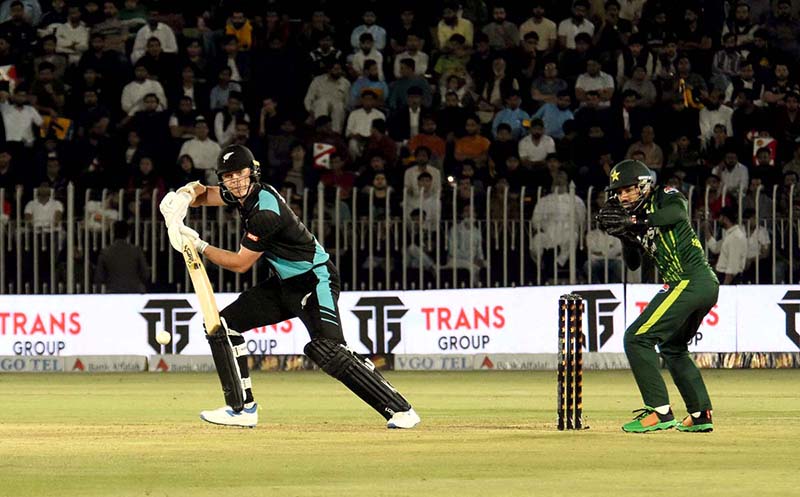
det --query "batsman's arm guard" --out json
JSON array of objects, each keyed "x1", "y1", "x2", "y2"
[
  {"x1": 305, "y1": 338, "x2": 412, "y2": 420},
  {"x1": 206, "y1": 317, "x2": 250, "y2": 412}
]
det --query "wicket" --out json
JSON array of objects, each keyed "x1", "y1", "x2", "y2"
[{"x1": 558, "y1": 294, "x2": 585, "y2": 430}]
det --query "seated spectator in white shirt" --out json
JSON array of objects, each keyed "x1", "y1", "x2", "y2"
[
  {"x1": 304, "y1": 62, "x2": 350, "y2": 134},
  {"x1": 130, "y1": 9, "x2": 177, "y2": 63},
  {"x1": 0, "y1": 87, "x2": 44, "y2": 148},
  {"x1": 120, "y1": 62, "x2": 167, "y2": 115},
  {"x1": 350, "y1": 9, "x2": 386, "y2": 52},
  {"x1": 705, "y1": 206, "x2": 747, "y2": 284},
  {"x1": 575, "y1": 57, "x2": 615, "y2": 108},
  {"x1": 557, "y1": 0, "x2": 594, "y2": 50},
  {"x1": 178, "y1": 117, "x2": 221, "y2": 184},
  {"x1": 345, "y1": 90, "x2": 386, "y2": 159},
  {"x1": 518, "y1": 118, "x2": 555, "y2": 168},
  {"x1": 24, "y1": 183, "x2": 63, "y2": 230},
  {"x1": 351, "y1": 32, "x2": 384, "y2": 81},
  {"x1": 54, "y1": 5, "x2": 88, "y2": 65},
  {"x1": 711, "y1": 148, "x2": 749, "y2": 195},
  {"x1": 404, "y1": 147, "x2": 441, "y2": 199}
]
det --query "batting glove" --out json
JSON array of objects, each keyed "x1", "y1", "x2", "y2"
[
  {"x1": 179, "y1": 225, "x2": 209, "y2": 254},
  {"x1": 159, "y1": 191, "x2": 192, "y2": 229}
]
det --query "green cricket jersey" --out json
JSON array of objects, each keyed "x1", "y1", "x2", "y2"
[{"x1": 630, "y1": 186, "x2": 718, "y2": 283}]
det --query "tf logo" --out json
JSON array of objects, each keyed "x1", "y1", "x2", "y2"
[
  {"x1": 140, "y1": 299, "x2": 196, "y2": 353},
  {"x1": 778, "y1": 291, "x2": 800, "y2": 349},
  {"x1": 570, "y1": 289, "x2": 621, "y2": 351},
  {"x1": 351, "y1": 297, "x2": 408, "y2": 354}
]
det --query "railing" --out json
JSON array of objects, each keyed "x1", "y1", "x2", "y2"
[{"x1": 1, "y1": 181, "x2": 798, "y2": 294}]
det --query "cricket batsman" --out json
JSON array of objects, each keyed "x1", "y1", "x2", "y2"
[
  {"x1": 597, "y1": 159, "x2": 717, "y2": 433},
  {"x1": 158, "y1": 144, "x2": 420, "y2": 429}
]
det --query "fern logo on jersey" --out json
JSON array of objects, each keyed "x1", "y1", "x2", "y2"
[
  {"x1": 140, "y1": 299, "x2": 196, "y2": 353},
  {"x1": 351, "y1": 297, "x2": 408, "y2": 354},
  {"x1": 571, "y1": 289, "x2": 622, "y2": 351}
]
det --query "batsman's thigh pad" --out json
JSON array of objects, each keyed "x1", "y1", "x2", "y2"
[
  {"x1": 304, "y1": 338, "x2": 411, "y2": 420},
  {"x1": 206, "y1": 318, "x2": 249, "y2": 412}
]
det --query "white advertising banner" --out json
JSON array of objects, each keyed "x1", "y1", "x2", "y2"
[
  {"x1": 1, "y1": 285, "x2": 798, "y2": 357},
  {"x1": 625, "y1": 284, "x2": 738, "y2": 352}
]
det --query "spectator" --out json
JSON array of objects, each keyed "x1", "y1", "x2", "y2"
[
  {"x1": 531, "y1": 61, "x2": 567, "y2": 105},
  {"x1": 139, "y1": 36, "x2": 179, "y2": 91},
  {"x1": 127, "y1": 92, "x2": 170, "y2": 163},
  {"x1": 406, "y1": 171, "x2": 441, "y2": 227},
  {"x1": 434, "y1": 34, "x2": 470, "y2": 79},
  {"x1": 0, "y1": 87, "x2": 43, "y2": 148},
  {"x1": 519, "y1": 2, "x2": 557, "y2": 54},
  {"x1": 594, "y1": 0, "x2": 632, "y2": 55},
  {"x1": 491, "y1": 90, "x2": 529, "y2": 140},
  {"x1": 575, "y1": 56, "x2": 615, "y2": 108},
  {"x1": 172, "y1": 65, "x2": 206, "y2": 112},
  {"x1": 30, "y1": 61, "x2": 65, "y2": 116},
  {"x1": 530, "y1": 170, "x2": 586, "y2": 279},
  {"x1": 213, "y1": 92, "x2": 249, "y2": 147},
  {"x1": 0, "y1": 0, "x2": 36, "y2": 58},
  {"x1": 478, "y1": 55, "x2": 519, "y2": 118},
  {"x1": 320, "y1": 151, "x2": 356, "y2": 200},
  {"x1": 531, "y1": 90, "x2": 573, "y2": 139},
  {"x1": 742, "y1": 175, "x2": 772, "y2": 220},
  {"x1": 616, "y1": 33, "x2": 654, "y2": 87},
  {"x1": 778, "y1": 170, "x2": 800, "y2": 216},
  {"x1": 309, "y1": 32, "x2": 342, "y2": 77},
  {"x1": 280, "y1": 142, "x2": 308, "y2": 193},
  {"x1": 557, "y1": 31, "x2": 593, "y2": 84},
  {"x1": 585, "y1": 195, "x2": 623, "y2": 282},
  {"x1": 0, "y1": 0, "x2": 39, "y2": 26},
  {"x1": 722, "y1": 2, "x2": 759, "y2": 50},
  {"x1": 130, "y1": 9, "x2": 177, "y2": 63},
  {"x1": 363, "y1": 118, "x2": 397, "y2": 166},
  {"x1": 727, "y1": 61, "x2": 765, "y2": 105},
  {"x1": 437, "y1": 3, "x2": 474, "y2": 49},
  {"x1": 304, "y1": 62, "x2": 350, "y2": 133},
  {"x1": 404, "y1": 146, "x2": 441, "y2": 199},
  {"x1": 783, "y1": 141, "x2": 800, "y2": 176},
  {"x1": 387, "y1": 85, "x2": 424, "y2": 142},
  {"x1": 54, "y1": 5, "x2": 87, "y2": 65},
  {"x1": 345, "y1": 90, "x2": 385, "y2": 159},
  {"x1": 351, "y1": 32, "x2": 383, "y2": 81},
  {"x1": 94, "y1": 220, "x2": 148, "y2": 293},
  {"x1": 389, "y1": 8, "x2": 430, "y2": 56},
  {"x1": 712, "y1": 33, "x2": 744, "y2": 88},
  {"x1": 763, "y1": 63, "x2": 800, "y2": 107},
  {"x1": 773, "y1": 92, "x2": 800, "y2": 157},
  {"x1": 455, "y1": 115, "x2": 491, "y2": 168},
  {"x1": 557, "y1": 0, "x2": 594, "y2": 50},
  {"x1": 393, "y1": 33, "x2": 428, "y2": 79},
  {"x1": 358, "y1": 171, "x2": 399, "y2": 220},
  {"x1": 438, "y1": 90, "x2": 469, "y2": 140},
  {"x1": 519, "y1": 118, "x2": 555, "y2": 168},
  {"x1": 118, "y1": 0, "x2": 146, "y2": 33},
  {"x1": 41, "y1": 151, "x2": 66, "y2": 202},
  {"x1": 666, "y1": 135, "x2": 702, "y2": 177},
  {"x1": 178, "y1": 117, "x2": 220, "y2": 184},
  {"x1": 482, "y1": 5, "x2": 518, "y2": 52},
  {"x1": 445, "y1": 203, "x2": 486, "y2": 286},
  {"x1": 408, "y1": 114, "x2": 446, "y2": 161},
  {"x1": 92, "y1": 1, "x2": 128, "y2": 54},
  {"x1": 621, "y1": 66, "x2": 657, "y2": 108},
  {"x1": 712, "y1": 148, "x2": 749, "y2": 195},
  {"x1": 741, "y1": 207, "x2": 773, "y2": 283},
  {"x1": 208, "y1": 66, "x2": 241, "y2": 112},
  {"x1": 488, "y1": 123, "x2": 516, "y2": 176},
  {"x1": 350, "y1": 9, "x2": 386, "y2": 52},
  {"x1": 626, "y1": 125, "x2": 664, "y2": 170},
  {"x1": 74, "y1": 88, "x2": 109, "y2": 138},
  {"x1": 705, "y1": 205, "x2": 747, "y2": 284},
  {"x1": 169, "y1": 96, "x2": 198, "y2": 142},
  {"x1": 34, "y1": 34, "x2": 66, "y2": 80},
  {"x1": 39, "y1": 0, "x2": 66, "y2": 34},
  {"x1": 121, "y1": 62, "x2": 167, "y2": 115},
  {"x1": 350, "y1": 59, "x2": 388, "y2": 109},
  {"x1": 224, "y1": 9, "x2": 252, "y2": 51},
  {"x1": 388, "y1": 58, "x2": 431, "y2": 110},
  {"x1": 182, "y1": 38, "x2": 210, "y2": 86},
  {"x1": 171, "y1": 154, "x2": 204, "y2": 190},
  {"x1": 699, "y1": 89, "x2": 734, "y2": 141},
  {"x1": 24, "y1": 183, "x2": 62, "y2": 229}
]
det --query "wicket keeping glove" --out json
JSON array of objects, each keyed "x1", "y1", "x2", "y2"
[
  {"x1": 159, "y1": 191, "x2": 192, "y2": 229},
  {"x1": 178, "y1": 225, "x2": 209, "y2": 254},
  {"x1": 596, "y1": 201, "x2": 638, "y2": 237}
]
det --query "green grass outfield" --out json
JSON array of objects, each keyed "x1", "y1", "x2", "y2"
[{"x1": 0, "y1": 370, "x2": 798, "y2": 497}]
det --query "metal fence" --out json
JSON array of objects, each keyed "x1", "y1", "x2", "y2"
[{"x1": 1, "y1": 181, "x2": 798, "y2": 294}]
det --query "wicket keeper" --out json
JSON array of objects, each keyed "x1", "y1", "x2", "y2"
[
  {"x1": 159, "y1": 144, "x2": 420, "y2": 429},
  {"x1": 597, "y1": 160, "x2": 717, "y2": 433}
]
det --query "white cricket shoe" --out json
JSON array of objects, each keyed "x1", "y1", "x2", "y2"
[
  {"x1": 387, "y1": 408, "x2": 421, "y2": 429},
  {"x1": 199, "y1": 403, "x2": 258, "y2": 428}
]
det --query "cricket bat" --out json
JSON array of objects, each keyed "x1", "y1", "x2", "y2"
[{"x1": 181, "y1": 238, "x2": 222, "y2": 335}]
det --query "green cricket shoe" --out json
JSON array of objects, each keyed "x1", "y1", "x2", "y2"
[
  {"x1": 677, "y1": 410, "x2": 713, "y2": 433},
  {"x1": 621, "y1": 407, "x2": 678, "y2": 433}
]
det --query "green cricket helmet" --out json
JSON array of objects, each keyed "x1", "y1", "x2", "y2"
[
  {"x1": 606, "y1": 159, "x2": 655, "y2": 211},
  {"x1": 216, "y1": 144, "x2": 261, "y2": 204}
]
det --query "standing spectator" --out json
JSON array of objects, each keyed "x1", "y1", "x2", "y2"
[
  {"x1": 224, "y1": 9, "x2": 252, "y2": 51},
  {"x1": 130, "y1": 9, "x2": 177, "y2": 63},
  {"x1": 704, "y1": 206, "x2": 747, "y2": 284},
  {"x1": 304, "y1": 62, "x2": 350, "y2": 133},
  {"x1": 519, "y1": 2, "x2": 557, "y2": 55},
  {"x1": 345, "y1": 90, "x2": 385, "y2": 160},
  {"x1": 350, "y1": 10, "x2": 386, "y2": 52},
  {"x1": 531, "y1": 90, "x2": 573, "y2": 140},
  {"x1": 437, "y1": 3, "x2": 474, "y2": 49},
  {"x1": 482, "y1": 5, "x2": 518, "y2": 53},
  {"x1": 54, "y1": 5, "x2": 88, "y2": 65},
  {"x1": 91, "y1": 1, "x2": 127, "y2": 54},
  {"x1": 557, "y1": 0, "x2": 594, "y2": 50},
  {"x1": 393, "y1": 33, "x2": 428, "y2": 79},
  {"x1": 518, "y1": 118, "x2": 555, "y2": 168},
  {"x1": 712, "y1": 148, "x2": 749, "y2": 195},
  {"x1": 0, "y1": 87, "x2": 43, "y2": 149},
  {"x1": 177, "y1": 117, "x2": 220, "y2": 183},
  {"x1": 94, "y1": 221, "x2": 148, "y2": 293},
  {"x1": 575, "y1": 56, "x2": 615, "y2": 108},
  {"x1": 626, "y1": 125, "x2": 664, "y2": 171},
  {"x1": 121, "y1": 62, "x2": 166, "y2": 115}
]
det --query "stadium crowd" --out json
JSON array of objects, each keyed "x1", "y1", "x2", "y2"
[{"x1": 1, "y1": 0, "x2": 800, "y2": 289}]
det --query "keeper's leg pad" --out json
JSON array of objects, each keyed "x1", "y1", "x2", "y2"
[
  {"x1": 206, "y1": 318, "x2": 252, "y2": 412},
  {"x1": 304, "y1": 338, "x2": 411, "y2": 420}
]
